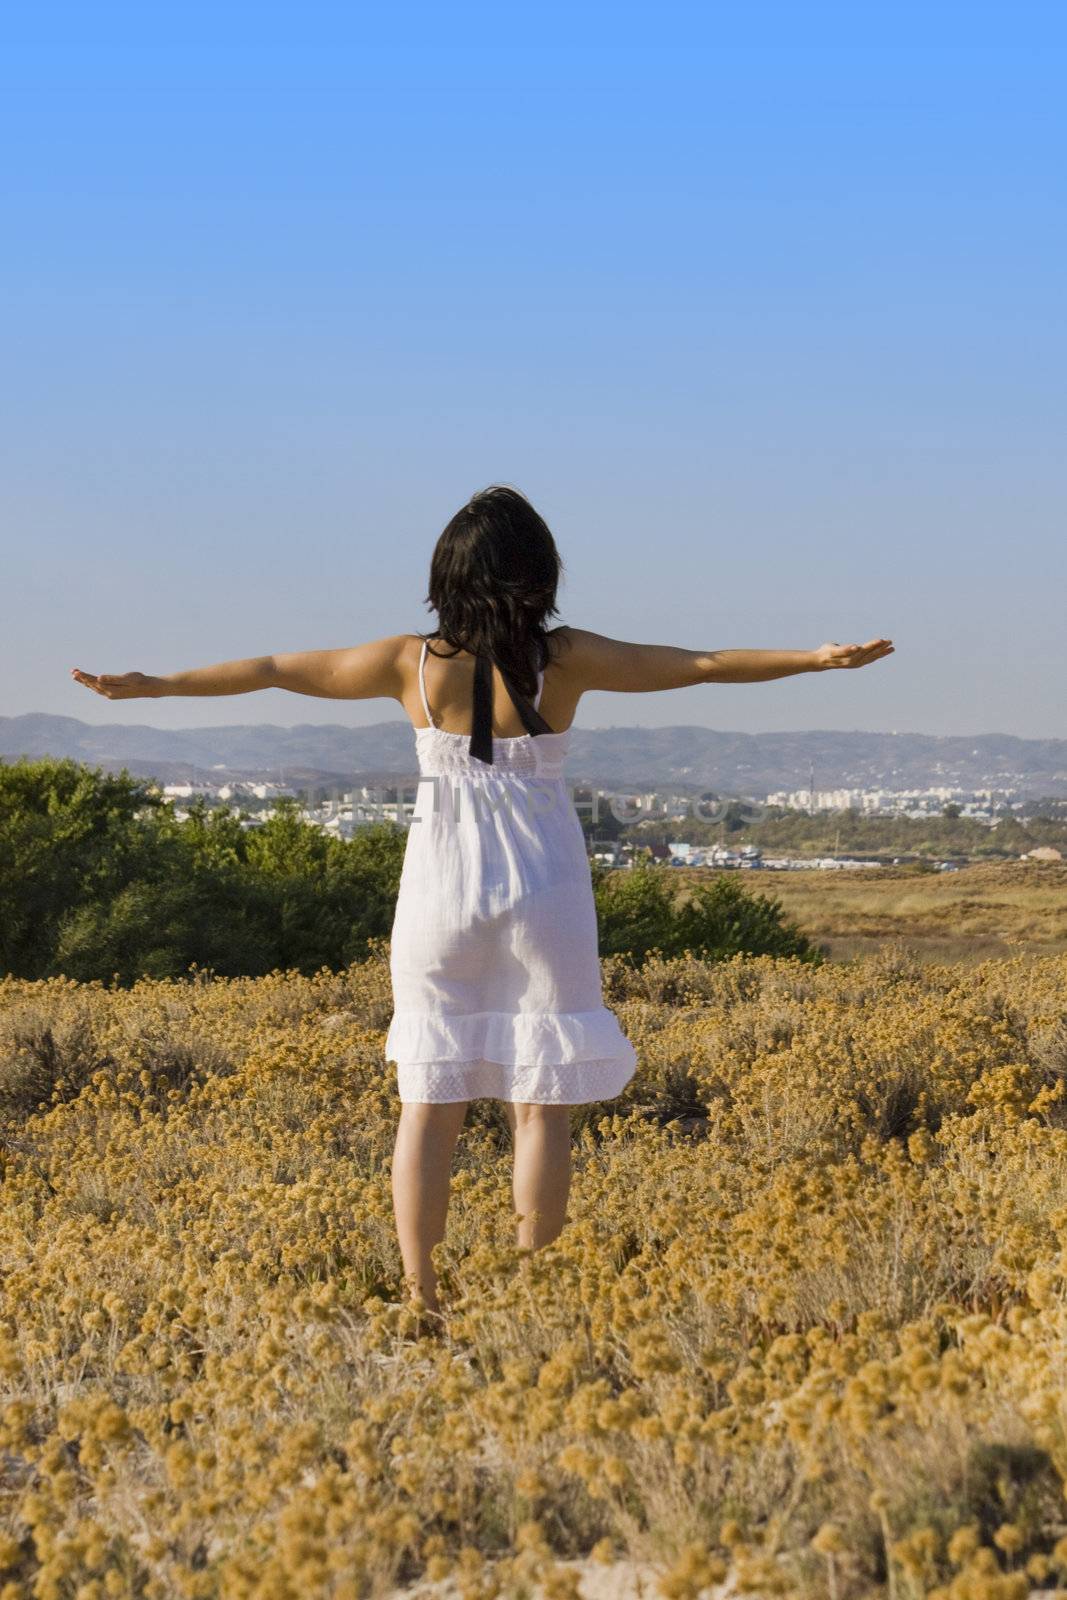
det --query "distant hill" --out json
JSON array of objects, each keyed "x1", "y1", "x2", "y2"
[{"x1": 2, "y1": 712, "x2": 1067, "y2": 798}]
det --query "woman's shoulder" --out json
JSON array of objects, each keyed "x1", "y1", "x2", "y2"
[
  {"x1": 546, "y1": 624, "x2": 594, "y2": 657},
  {"x1": 545, "y1": 625, "x2": 607, "y2": 667}
]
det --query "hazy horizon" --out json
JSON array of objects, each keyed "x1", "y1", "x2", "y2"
[{"x1": 4, "y1": 5, "x2": 1065, "y2": 739}]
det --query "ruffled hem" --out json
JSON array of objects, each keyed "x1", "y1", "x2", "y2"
[
  {"x1": 384, "y1": 1007, "x2": 638, "y2": 1068},
  {"x1": 396, "y1": 1055, "x2": 637, "y2": 1105}
]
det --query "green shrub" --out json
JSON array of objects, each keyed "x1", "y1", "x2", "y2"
[{"x1": 592, "y1": 857, "x2": 819, "y2": 966}]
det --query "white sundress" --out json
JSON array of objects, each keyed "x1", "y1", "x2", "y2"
[{"x1": 384, "y1": 637, "x2": 639, "y2": 1105}]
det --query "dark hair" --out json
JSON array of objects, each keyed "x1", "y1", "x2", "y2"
[{"x1": 420, "y1": 485, "x2": 564, "y2": 700}]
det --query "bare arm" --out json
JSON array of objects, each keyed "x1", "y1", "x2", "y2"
[
  {"x1": 557, "y1": 626, "x2": 894, "y2": 692},
  {"x1": 71, "y1": 634, "x2": 412, "y2": 702}
]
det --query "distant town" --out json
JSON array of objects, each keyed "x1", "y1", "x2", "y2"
[{"x1": 155, "y1": 777, "x2": 1065, "y2": 873}]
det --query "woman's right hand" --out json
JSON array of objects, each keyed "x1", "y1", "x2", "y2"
[
  {"x1": 812, "y1": 638, "x2": 894, "y2": 671},
  {"x1": 71, "y1": 668, "x2": 166, "y2": 699}
]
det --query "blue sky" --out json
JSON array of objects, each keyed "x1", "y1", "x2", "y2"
[{"x1": 3, "y1": 2, "x2": 1065, "y2": 736}]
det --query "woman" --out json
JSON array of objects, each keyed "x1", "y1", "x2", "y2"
[{"x1": 72, "y1": 484, "x2": 893, "y2": 1322}]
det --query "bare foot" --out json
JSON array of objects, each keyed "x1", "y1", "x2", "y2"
[{"x1": 399, "y1": 1303, "x2": 447, "y2": 1344}]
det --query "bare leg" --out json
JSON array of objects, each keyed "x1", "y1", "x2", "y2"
[
  {"x1": 391, "y1": 1100, "x2": 469, "y2": 1313},
  {"x1": 502, "y1": 1102, "x2": 573, "y2": 1249}
]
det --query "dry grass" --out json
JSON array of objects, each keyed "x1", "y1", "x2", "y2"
[
  {"x1": 2, "y1": 942, "x2": 1067, "y2": 1596},
  {"x1": 669, "y1": 861, "x2": 1067, "y2": 964}
]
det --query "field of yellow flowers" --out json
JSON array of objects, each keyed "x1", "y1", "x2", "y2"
[{"x1": 3, "y1": 940, "x2": 1067, "y2": 1599}]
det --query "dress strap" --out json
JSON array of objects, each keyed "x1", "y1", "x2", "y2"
[
  {"x1": 417, "y1": 639, "x2": 436, "y2": 728},
  {"x1": 534, "y1": 669, "x2": 544, "y2": 710}
]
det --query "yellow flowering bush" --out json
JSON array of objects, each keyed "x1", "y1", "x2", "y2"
[{"x1": 2, "y1": 945, "x2": 1067, "y2": 1596}]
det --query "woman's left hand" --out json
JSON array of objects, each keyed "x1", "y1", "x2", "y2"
[{"x1": 70, "y1": 668, "x2": 165, "y2": 700}]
